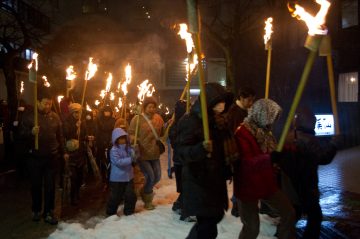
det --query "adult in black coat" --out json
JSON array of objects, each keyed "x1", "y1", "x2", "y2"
[{"x1": 177, "y1": 83, "x2": 234, "y2": 239}]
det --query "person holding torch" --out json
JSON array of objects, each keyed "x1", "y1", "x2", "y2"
[
  {"x1": 177, "y1": 83, "x2": 235, "y2": 239},
  {"x1": 19, "y1": 85, "x2": 66, "y2": 225}
]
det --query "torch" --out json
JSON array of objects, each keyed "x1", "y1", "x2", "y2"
[
  {"x1": 14, "y1": 81, "x2": 25, "y2": 126},
  {"x1": 121, "y1": 63, "x2": 132, "y2": 120},
  {"x1": 178, "y1": 23, "x2": 196, "y2": 112},
  {"x1": 277, "y1": 0, "x2": 331, "y2": 152},
  {"x1": 186, "y1": 0, "x2": 210, "y2": 143},
  {"x1": 66, "y1": 65, "x2": 76, "y2": 99},
  {"x1": 264, "y1": 17, "x2": 273, "y2": 99},
  {"x1": 57, "y1": 95, "x2": 64, "y2": 113},
  {"x1": 28, "y1": 52, "x2": 39, "y2": 150},
  {"x1": 134, "y1": 80, "x2": 155, "y2": 145}
]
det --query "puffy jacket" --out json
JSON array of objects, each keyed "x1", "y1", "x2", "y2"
[{"x1": 109, "y1": 128, "x2": 134, "y2": 182}]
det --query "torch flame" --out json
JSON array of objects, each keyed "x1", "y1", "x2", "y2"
[
  {"x1": 264, "y1": 17, "x2": 273, "y2": 45},
  {"x1": 20, "y1": 81, "x2": 24, "y2": 94},
  {"x1": 185, "y1": 54, "x2": 198, "y2": 79},
  {"x1": 105, "y1": 73, "x2": 113, "y2": 92},
  {"x1": 42, "y1": 76, "x2": 51, "y2": 87},
  {"x1": 118, "y1": 97, "x2": 123, "y2": 109},
  {"x1": 165, "y1": 107, "x2": 170, "y2": 115},
  {"x1": 110, "y1": 92, "x2": 115, "y2": 101},
  {"x1": 137, "y1": 79, "x2": 155, "y2": 102},
  {"x1": 100, "y1": 90, "x2": 106, "y2": 99},
  {"x1": 86, "y1": 104, "x2": 92, "y2": 111},
  {"x1": 27, "y1": 52, "x2": 39, "y2": 71},
  {"x1": 57, "y1": 95, "x2": 64, "y2": 104},
  {"x1": 66, "y1": 65, "x2": 76, "y2": 81},
  {"x1": 288, "y1": 0, "x2": 331, "y2": 36},
  {"x1": 125, "y1": 63, "x2": 132, "y2": 83},
  {"x1": 95, "y1": 100, "x2": 100, "y2": 106},
  {"x1": 85, "y1": 57, "x2": 98, "y2": 81},
  {"x1": 178, "y1": 23, "x2": 195, "y2": 53}
]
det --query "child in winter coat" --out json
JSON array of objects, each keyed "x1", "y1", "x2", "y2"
[{"x1": 106, "y1": 128, "x2": 137, "y2": 216}]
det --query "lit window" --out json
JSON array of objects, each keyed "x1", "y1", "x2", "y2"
[
  {"x1": 25, "y1": 49, "x2": 32, "y2": 60},
  {"x1": 342, "y1": 0, "x2": 358, "y2": 28},
  {"x1": 338, "y1": 72, "x2": 358, "y2": 102}
]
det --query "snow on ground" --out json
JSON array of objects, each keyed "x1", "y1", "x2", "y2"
[{"x1": 49, "y1": 149, "x2": 278, "y2": 239}]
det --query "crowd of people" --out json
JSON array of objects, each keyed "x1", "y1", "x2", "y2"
[{"x1": 0, "y1": 81, "x2": 339, "y2": 239}]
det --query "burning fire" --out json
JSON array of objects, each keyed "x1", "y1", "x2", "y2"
[
  {"x1": 118, "y1": 97, "x2": 123, "y2": 109},
  {"x1": 165, "y1": 107, "x2": 170, "y2": 115},
  {"x1": 42, "y1": 76, "x2": 51, "y2": 87},
  {"x1": 178, "y1": 23, "x2": 195, "y2": 53},
  {"x1": 288, "y1": 0, "x2": 331, "y2": 36},
  {"x1": 57, "y1": 95, "x2": 64, "y2": 104},
  {"x1": 264, "y1": 17, "x2": 273, "y2": 46},
  {"x1": 100, "y1": 90, "x2": 106, "y2": 99},
  {"x1": 110, "y1": 92, "x2": 115, "y2": 101},
  {"x1": 86, "y1": 104, "x2": 92, "y2": 111},
  {"x1": 121, "y1": 63, "x2": 132, "y2": 96},
  {"x1": 66, "y1": 65, "x2": 76, "y2": 81},
  {"x1": 137, "y1": 79, "x2": 155, "y2": 102},
  {"x1": 85, "y1": 57, "x2": 98, "y2": 81},
  {"x1": 105, "y1": 73, "x2": 113, "y2": 92},
  {"x1": 95, "y1": 100, "x2": 100, "y2": 106},
  {"x1": 185, "y1": 54, "x2": 198, "y2": 78},
  {"x1": 20, "y1": 81, "x2": 24, "y2": 94},
  {"x1": 27, "y1": 52, "x2": 39, "y2": 71}
]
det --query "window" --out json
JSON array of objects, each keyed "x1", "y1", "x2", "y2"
[
  {"x1": 342, "y1": 0, "x2": 358, "y2": 28},
  {"x1": 338, "y1": 72, "x2": 358, "y2": 102}
]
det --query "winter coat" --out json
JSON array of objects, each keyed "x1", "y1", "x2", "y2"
[
  {"x1": 128, "y1": 113, "x2": 164, "y2": 161},
  {"x1": 177, "y1": 83, "x2": 233, "y2": 217},
  {"x1": 19, "y1": 108, "x2": 65, "y2": 157},
  {"x1": 109, "y1": 128, "x2": 134, "y2": 182},
  {"x1": 169, "y1": 100, "x2": 187, "y2": 166},
  {"x1": 226, "y1": 103, "x2": 248, "y2": 133},
  {"x1": 63, "y1": 115, "x2": 86, "y2": 166},
  {"x1": 96, "y1": 108, "x2": 115, "y2": 149},
  {"x1": 233, "y1": 99, "x2": 282, "y2": 202}
]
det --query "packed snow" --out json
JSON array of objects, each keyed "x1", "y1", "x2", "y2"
[{"x1": 49, "y1": 149, "x2": 278, "y2": 239}]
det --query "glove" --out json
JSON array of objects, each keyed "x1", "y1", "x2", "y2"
[{"x1": 270, "y1": 151, "x2": 283, "y2": 165}]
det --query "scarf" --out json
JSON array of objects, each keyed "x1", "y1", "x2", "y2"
[{"x1": 242, "y1": 121, "x2": 277, "y2": 153}]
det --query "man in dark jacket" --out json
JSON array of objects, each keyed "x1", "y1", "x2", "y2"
[
  {"x1": 19, "y1": 86, "x2": 66, "y2": 225},
  {"x1": 177, "y1": 83, "x2": 235, "y2": 239},
  {"x1": 226, "y1": 87, "x2": 255, "y2": 217}
]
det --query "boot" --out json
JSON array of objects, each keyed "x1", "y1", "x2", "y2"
[{"x1": 142, "y1": 192, "x2": 155, "y2": 210}]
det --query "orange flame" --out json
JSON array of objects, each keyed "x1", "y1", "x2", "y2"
[
  {"x1": 165, "y1": 107, "x2": 170, "y2": 115},
  {"x1": 105, "y1": 73, "x2": 113, "y2": 92},
  {"x1": 27, "y1": 52, "x2": 38, "y2": 71},
  {"x1": 86, "y1": 104, "x2": 92, "y2": 111},
  {"x1": 20, "y1": 81, "x2": 24, "y2": 94},
  {"x1": 264, "y1": 17, "x2": 273, "y2": 45},
  {"x1": 110, "y1": 92, "x2": 115, "y2": 101},
  {"x1": 118, "y1": 97, "x2": 123, "y2": 109},
  {"x1": 185, "y1": 54, "x2": 198, "y2": 80},
  {"x1": 95, "y1": 100, "x2": 100, "y2": 106},
  {"x1": 137, "y1": 79, "x2": 155, "y2": 102},
  {"x1": 57, "y1": 95, "x2": 64, "y2": 104},
  {"x1": 100, "y1": 90, "x2": 106, "y2": 99},
  {"x1": 42, "y1": 76, "x2": 51, "y2": 87},
  {"x1": 288, "y1": 0, "x2": 331, "y2": 36},
  {"x1": 85, "y1": 57, "x2": 97, "y2": 81},
  {"x1": 178, "y1": 23, "x2": 195, "y2": 53},
  {"x1": 66, "y1": 65, "x2": 76, "y2": 81}
]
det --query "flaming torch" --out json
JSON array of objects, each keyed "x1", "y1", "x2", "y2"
[
  {"x1": 264, "y1": 17, "x2": 273, "y2": 99},
  {"x1": 66, "y1": 65, "x2": 76, "y2": 98},
  {"x1": 134, "y1": 80, "x2": 155, "y2": 145},
  {"x1": 178, "y1": 23, "x2": 197, "y2": 112},
  {"x1": 28, "y1": 52, "x2": 39, "y2": 149},
  {"x1": 120, "y1": 64, "x2": 132, "y2": 120},
  {"x1": 14, "y1": 81, "x2": 25, "y2": 125},
  {"x1": 186, "y1": 0, "x2": 210, "y2": 145},
  {"x1": 277, "y1": 0, "x2": 331, "y2": 152}
]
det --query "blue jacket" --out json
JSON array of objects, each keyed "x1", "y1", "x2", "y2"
[{"x1": 109, "y1": 128, "x2": 134, "y2": 182}]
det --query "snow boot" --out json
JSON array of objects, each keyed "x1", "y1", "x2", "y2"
[{"x1": 142, "y1": 192, "x2": 155, "y2": 210}]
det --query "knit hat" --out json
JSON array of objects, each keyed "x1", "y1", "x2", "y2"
[
  {"x1": 68, "y1": 103, "x2": 82, "y2": 113},
  {"x1": 142, "y1": 96, "x2": 157, "y2": 109}
]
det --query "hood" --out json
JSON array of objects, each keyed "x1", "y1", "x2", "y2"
[
  {"x1": 191, "y1": 83, "x2": 233, "y2": 116},
  {"x1": 174, "y1": 100, "x2": 187, "y2": 122},
  {"x1": 245, "y1": 99, "x2": 282, "y2": 128},
  {"x1": 295, "y1": 107, "x2": 316, "y2": 133},
  {"x1": 112, "y1": 128, "x2": 128, "y2": 145}
]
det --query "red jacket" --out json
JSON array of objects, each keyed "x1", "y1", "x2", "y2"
[{"x1": 233, "y1": 126, "x2": 278, "y2": 202}]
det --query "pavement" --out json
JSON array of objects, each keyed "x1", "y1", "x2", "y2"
[{"x1": 0, "y1": 145, "x2": 359, "y2": 239}]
